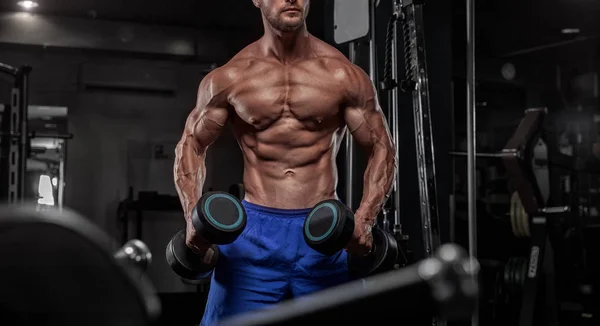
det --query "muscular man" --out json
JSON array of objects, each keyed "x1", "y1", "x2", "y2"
[{"x1": 174, "y1": 0, "x2": 396, "y2": 324}]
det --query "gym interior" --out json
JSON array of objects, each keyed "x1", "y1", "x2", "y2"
[{"x1": 0, "y1": 0, "x2": 598, "y2": 325}]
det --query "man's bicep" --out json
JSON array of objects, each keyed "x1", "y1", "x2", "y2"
[
  {"x1": 190, "y1": 104, "x2": 229, "y2": 150},
  {"x1": 184, "y1": 73, "x2": 230, "y2": 151},
  {"x1": 344, "y1": 104, "x2": 391, "y2": 149},
  {"x1": 344, "y1": 65, "x2": 393, "y2": 148}
]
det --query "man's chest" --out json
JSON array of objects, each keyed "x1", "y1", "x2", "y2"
[{"x1": 228, "y1": 63, "x2": 347, "y2": 128}]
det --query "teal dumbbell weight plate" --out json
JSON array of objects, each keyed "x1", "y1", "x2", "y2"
[
  {"x1": 166, "y1": 191, "x2": 247, "y2": 280},
  {"x1": 303, "y1": 199, "x2": 399, "y2": 277}
]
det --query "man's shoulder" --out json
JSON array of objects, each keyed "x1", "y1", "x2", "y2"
[
  {"x1": 310, "y1": 37, "x2": 351, "y2": 66},
  {"x1": 309, "y1": 36, "x2": 366, "y2": 79},
  {"x1": 205, "y1": 41, "x2": 261, "y2": 87}
]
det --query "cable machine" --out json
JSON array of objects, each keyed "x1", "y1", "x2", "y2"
[
  {"x1": 381, "y1": 0, "x2": 442, "y2": 260},
  {"x1": 0, "y1": 63, "x2": 31, "y2": 205},
  {"x1": 0, "y1": 62, "x2": 72, "y2": 207}
]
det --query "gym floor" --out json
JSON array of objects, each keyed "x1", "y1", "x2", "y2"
[{"x1": 156, "y1": 293, "x2": 206, "y2": 326}]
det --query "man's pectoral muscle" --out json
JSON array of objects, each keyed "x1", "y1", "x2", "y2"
[
  {"x1": 174, "y1": 71, "x2": 230, "y2": 221},
  {"x1": 343, "y1": 65, "x2": 397, "y2": 225}
]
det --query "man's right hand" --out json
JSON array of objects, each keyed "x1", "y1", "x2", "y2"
[{"x1": 185, "y1": 218, "x2": 215, "y2": 264}]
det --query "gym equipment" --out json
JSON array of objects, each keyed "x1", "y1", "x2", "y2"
[
  {"x1": 0, "y1": 204, "x2": 160, "y2": 326},
  {"x1": 502, "y1": 108, "x2": 564, "y2": 326},
  {"x1": 379, "y1": 0, "x2": 443, "y2": 269},
  {"x1": 380, "y1": 0, "x2": 407, "y2": 254},
  {"x1": 114, "y1": 239, "x2": 153, "y2": 279},
  {"x1": 333, "y1": 0, "x2": 370, "y2": 44},
  {"x1": 303, "y1": 199, "x2": 399, "y2": 277},
  {"x1": 503, "y1": 257, "x2": 528, "y2": 295},
  {"x1": 399, "y1": 0, "x2": 442, "y2": 259},
  {"x1": 166, "y1": 191, "x2": 246, "y2": 280},
  {"x1": 510, "y1": 192, "x2": 531, "y2": 238},
  {"x1": 0, "y1": 63, "x2": 73, "y2": 207},
  {"x1": 453, "y1": 108, "x2": 573, "y2": 325},
  {"x1": 218, "y1": 243, "x2": 479, "y2": 325},
  {"x1": 0, "y1": 63, "x2": 30, "y2": 205}
]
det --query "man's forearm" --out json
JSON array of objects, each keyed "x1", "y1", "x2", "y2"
[
  {"x1": 173, "y1": 139, "x2": 207, "y2": 220},
  {"x1": 356, "y1": 143, "x2": 397, "y2": 225}
]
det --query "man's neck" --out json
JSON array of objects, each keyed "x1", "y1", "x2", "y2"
[{"x1": 261, "y1": 23, "x2": 310, "y2": 64}]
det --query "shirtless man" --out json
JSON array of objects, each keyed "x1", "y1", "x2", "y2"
[{"x1": 174, "y1": 0, "x2": 397, "y2": 324}]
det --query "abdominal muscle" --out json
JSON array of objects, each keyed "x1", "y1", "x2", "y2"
[{"x1": 236, "y1": 119, "x2": 342, "y2": 210}]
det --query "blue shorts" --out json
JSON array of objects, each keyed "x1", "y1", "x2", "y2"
[{"x1": 200, "y1": 200, "x2": 350, "y2": 326}]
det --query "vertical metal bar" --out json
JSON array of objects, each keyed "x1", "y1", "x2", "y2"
[
  {"x1": 58, "y1": 144, "x2": 66, "y2": 210},
  {"x1": 136, "y1": 208, "x2": 143, "y2": 240},
  {"x1": 368, "y1": 0, "x2": 377, "y2": 83},
  {"x1": 8, "y1": 88, "x2": 20, "y2": 204},
  {"x1": 345, "y1": 42, "x2": 357, "y2": 210},
  {"x1": 391, "y1": 1, "x2": 402, "y2": 236},
  {"x1": 466, "y1": 0, "x2": 478, "y2": 324},
  {"x1": 17, "y1": 67, "x2": 31, "y2": 205},
  {"x1": 450, "y1": 81, "x2": 456, "y2": 243}
]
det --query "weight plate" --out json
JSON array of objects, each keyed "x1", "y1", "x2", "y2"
[
  {"x1": 521, "y1": 207, "x2": 531, "y2": 238},
  {"x1": 193, "y1": 191, "x2": 247, "y2": 245},
  {"x1": 304, "y1": 200, "x2": 354, "y2": 256},
  {"x1": 166, "y1": 230, "x2": 218, "y2": 280},
  {"x1": 510, "y1": 192, "x2": 520, "y2": 238},
  {"x1": 348, "y1": 228, "x2": 398, "y2": 277}
]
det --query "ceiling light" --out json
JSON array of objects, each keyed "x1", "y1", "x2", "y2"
[
  {"x1": 561, "y1": 28, "x2": 580, "y2": 35},
  {"x1": 17, "y1": 1, "x2": 39, "y2": 10}
]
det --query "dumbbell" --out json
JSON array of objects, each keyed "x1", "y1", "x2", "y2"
[
  {"x1": 166, "y1": 191, "x2": 247, "y2": 280},
  {"x1": 303, "y1": 200, "x2": 399, "y2": 277}
]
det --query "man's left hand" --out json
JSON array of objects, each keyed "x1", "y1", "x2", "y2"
[{"x1": 345, "y1": 212, "x2": 374, "y2": 256}]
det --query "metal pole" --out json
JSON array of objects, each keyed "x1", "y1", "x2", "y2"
[
  {"x1": 345, "y1": 43, "x2": 357, "y2": 209},
  {"x1": 369, "y1": 0, "x2": 377, "y2": 83},
  {"x1": 391, "y1": 1, "x2": 402, "y2": 236},
  {"x1": 18, "y1": 67, "x2": 31, "y2": 205},
  {"x1": 466, "y1": 0, "x2": 478, "y2": 324},
  {"x1": 58, "y1": 148, "x2": 66, "y2": 210}
]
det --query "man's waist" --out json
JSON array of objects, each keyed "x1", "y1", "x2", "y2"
[{"x1": 241, "y1": 199, "x2": 313, "y2": 218}]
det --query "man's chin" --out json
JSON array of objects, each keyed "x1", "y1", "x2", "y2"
[
  {"x1": 278, "y1": 22, "x2": 304, "y2": 32},
  {"x1": 279, "y1": 26, "x2": 299, "y2": 32}
]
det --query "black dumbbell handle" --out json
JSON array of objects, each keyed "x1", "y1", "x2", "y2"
[
  {"x1": 166, "y1": 230, "x2": 220, "y2": 280},
  {"x1": 174, "y1": 229, "x2": 215, "y2": 261},
  {"x1": 365, "y1": 242, "x2": 378, "y2": 259},
  {"x1": 185, "y1": 231, "x2": 213, "y2": 257}
]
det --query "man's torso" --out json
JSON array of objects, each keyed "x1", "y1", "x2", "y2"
[{"x1": 217, "y1": 37, "x2": 354, "y2": 209}]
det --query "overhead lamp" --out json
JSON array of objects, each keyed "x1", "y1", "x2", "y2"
[
  {"x1": 561, "y1": 28, "x2": 580, "y2": 35},
  {"x1": 17, "y1": 1, "x2": 39, "y2": 10}
]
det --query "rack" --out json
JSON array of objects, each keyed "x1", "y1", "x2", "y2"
[{"x1": 117, "y1": 187, "x2": 181, "y2": 245}]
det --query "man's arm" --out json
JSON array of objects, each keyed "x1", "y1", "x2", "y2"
[
  {"x1": 174, "y1": 70, "x2": 230, "y2": 221},
  {"x1": 344, "y1": 65, "x2": 397, "y2": 226}
]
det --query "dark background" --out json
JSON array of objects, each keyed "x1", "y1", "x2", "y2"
[{"x1": 1, "y1": 0, "x2": 599, "y2": 325}]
